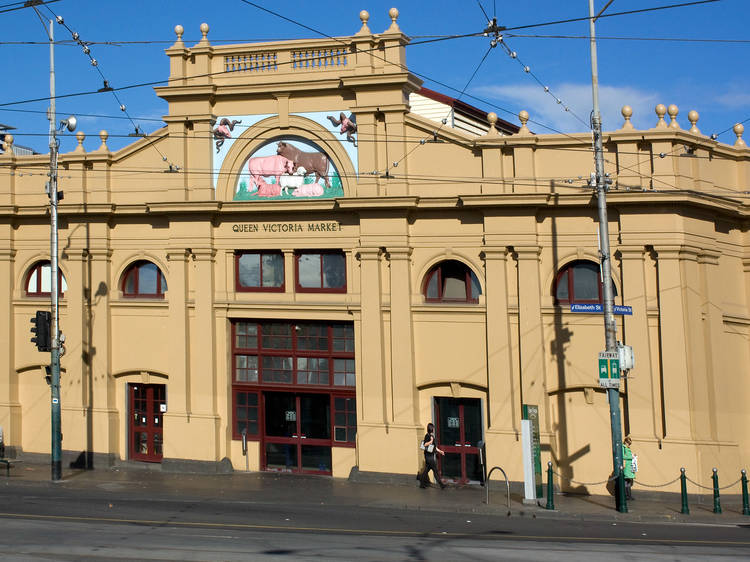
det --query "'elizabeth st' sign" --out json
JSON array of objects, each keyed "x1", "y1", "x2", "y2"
[
  {"x1": 232, "y1": 221, "x2": 342, "y2": 234},
  {"x1": 570, "y1": 303, "x2": 633, "y2": 315}
]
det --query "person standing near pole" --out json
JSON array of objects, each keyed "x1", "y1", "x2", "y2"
[
  {"x1": 623, "y1": 436, "x2": 636, "y2": 500},
  {"x1": 419, "y1": 423, "x2": 446, "y2": 489}
]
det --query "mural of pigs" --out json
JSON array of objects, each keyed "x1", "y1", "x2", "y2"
[{"x1": 247, "y1": 155, "x2": 294, "y2": 190}]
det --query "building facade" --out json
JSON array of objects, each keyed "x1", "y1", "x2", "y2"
[{"x1": 1, "y1": 9, "x2": 749, "y2": 491}]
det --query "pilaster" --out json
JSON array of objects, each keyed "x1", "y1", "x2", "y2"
[
  {"x1": 482, "y1": 246, "x2": 516, "y2": 431},
  {"x1": 386, "y1": 246, "x2": 416, "y2": 425}
]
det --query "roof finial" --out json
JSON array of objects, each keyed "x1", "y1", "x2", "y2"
[
  {"x1": 1, "y1": 133, "x2": 13, "y2": 154},
  {"x1": 97, "y1": 130, "x2": 109, "y2": 152},
  {"x1": 620, "y1": 105, "x2": 634, "y2": 130},
  {"x1": 654, "y1": 104, "x2": 667, "y2": 128},
  {"x1": 667, "y1": 104, "x2": 680, "y2": 129},
  {"x1": 198, "y1": 22, "x2": 210, "y2": 45},
  {"x1": 74, "y1": 130, "x2": 86, "y2": 153},
  {"x1": 688, "y1": 110, "x2": 701, "y2": 135},
  {"x1": 386, "y1": 7, "x2": 400, "y2": 32},
  {"x1": 357, "y1": 10, "x2": 371, "y2": 35},
  {"x1": 485, "y1": 112, "x2": 499, "y2": 136},
  {"x1": 173, "y1": 24, "x2": 185, "y2": 48},
  {"x1": 517, "y1": 110, "x2": 531, "y2": 135},
  {"x1": 734, "y1": 123, "x2": 746, "y2": 147}
]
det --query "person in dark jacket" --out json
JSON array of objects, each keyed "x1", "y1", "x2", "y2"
[{"x1": 420, "y1": 423, "x2": 446, "y2": 489}]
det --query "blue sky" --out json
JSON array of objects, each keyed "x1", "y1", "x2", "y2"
[{"x1": 1, "y1": 0, "x2": 748, "y2": 154}]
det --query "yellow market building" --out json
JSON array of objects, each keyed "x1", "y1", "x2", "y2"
[{"x1": 1, "y1": 8, "x2": 749, "y2": 492}]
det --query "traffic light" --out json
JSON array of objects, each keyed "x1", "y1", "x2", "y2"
[{"x1": 30, "y1": 310, "x2": 51, "y2": 352}]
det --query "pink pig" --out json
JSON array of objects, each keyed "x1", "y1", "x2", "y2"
[{"x1": 247, "y1": 155, "x2": 294, "y2": 190}]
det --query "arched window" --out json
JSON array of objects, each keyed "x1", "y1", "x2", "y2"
[
  {"x1": 422, "y1": 260, "x2": 481, "y2": 303},
  {"x1": 554, "y1": 260, "x2": 617, "y2": 304},
  {"x1": 121, "y1": 260, "x2": 167, "y2": 298},
  {"x1": 25, "y1": 260, "x2": 67, "y2": 297}
]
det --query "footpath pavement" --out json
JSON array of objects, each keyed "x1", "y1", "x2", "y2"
[{"x1": 2, "y1": 460, "x2": 749, "y2": 526}]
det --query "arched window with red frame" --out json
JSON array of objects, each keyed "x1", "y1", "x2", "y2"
[
  {"x1": 554, "y1": 260, "x2": 617, "y2": 304},
  {"x1": 25, "y1": 260, "x2": 67, "y2": 297},
  {"x1": 422, "y1": 260, "x2": 481, "y2": 303},
  {"x1": 121, "y1": 260, "x2": 167, "y2": 298}
]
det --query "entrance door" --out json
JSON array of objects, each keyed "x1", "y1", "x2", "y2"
[
  {"x1": 262, "y1": 392, "x2": 332, "y2": 474},
  {"x1": 435, "y1": 397, "x2": 483, "y2": 483},
  {"x1": 129, "y1": 383, "x2": 165, "y2": 462}
]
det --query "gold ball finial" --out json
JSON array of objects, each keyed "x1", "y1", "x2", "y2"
[
  {"x1": 2, "y1": 133, "x2": 13, "y2": 152},
  {"x1": 667, "y1": 104, "x2": 680, "y2": 128},
  {"x1": 517, "y1": 110, "x2": 531, "y2": 135},
  {"x1": 487, "y1": 112, "x2": 497, "y2": 125},
  {"x1": 174, "y1": 24, "x2": 184, "y2": 39},
  {"x1": 389, "y1": 7, "x2": 399, "y2": 22},
  {"x1": 655, "y1": 103, "x2": 667, "y2": 128},
  {"x1": 360, "y1": 10, "x2": 370, "y2": 24},
  {"x1": 688, "y1": 110, "x2": 700, "y2": 134},
  {"x1": 734, "y1": 123, "x2": 746, "y2": 147},
  {"x1": 200, "y1": 22, "x2": 209, "y2": 38},
  {"x1": 620, "y1": 105, "x2": 634, "y2": 129},
  {"x1": 98, "y1": 130, "x2": 109, "y2": 152},
  {"x1": 74, "y1": 130, "x2": 86, "y2": 153}
]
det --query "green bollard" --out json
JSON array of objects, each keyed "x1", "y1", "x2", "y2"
[
  {"x1": 545, "y1": 461, "x2": 555, "y2": 510},
  {"x1": 616, "y1": 466, "x2": 628, "y2": 513},
  {"x1": 712, "y1": 467, "x2": 722, "y2": 514},
  {"x1": 741, "y1": 469, "x2": 749, "y2": 516},
  {"x1": 680, "y1": 467, "x2": 689, "y2": 515}
]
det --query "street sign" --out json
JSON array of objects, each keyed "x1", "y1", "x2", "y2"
[
  {"x1": 598, "y1": 351, "x2": 621, "y2": 388},
  {"x1": 570, "y1": 304, "x2": 633, "y2": 315}
]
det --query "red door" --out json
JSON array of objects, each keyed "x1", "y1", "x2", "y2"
[
  {"x1": 129, "y1": 383, "x2": 165, "y2": 462},
  {"x1": 435, "y1": 398, "x2": 484, "y2": 484}
]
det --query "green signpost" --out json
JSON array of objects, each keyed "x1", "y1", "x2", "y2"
[{"x1": 522, "y1": 404, "x2": 543, "y2": 497}]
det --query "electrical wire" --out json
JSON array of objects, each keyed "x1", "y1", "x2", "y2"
[
  {"x1": 39, "y1": 3, "x2": 179, "y2": 172},
  {"x1": 502, "y1": 0, "x2": 721, "y2": 32}
]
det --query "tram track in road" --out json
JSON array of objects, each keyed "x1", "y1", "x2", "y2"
[{"x1": 0, "y1": 510, "x2": 748, "y2": 548}]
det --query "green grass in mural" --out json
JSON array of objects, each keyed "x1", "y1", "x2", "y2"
[{"x1": 234, "y1": 173, "x2": 344, "y2": 200}]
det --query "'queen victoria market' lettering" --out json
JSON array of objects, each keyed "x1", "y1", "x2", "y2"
[{"x1": 232, "y1": 222, "x2": 341, "y2": 234}]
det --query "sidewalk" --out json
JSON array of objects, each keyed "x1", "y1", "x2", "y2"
[{"x1": 2, "y1": 461, "x2": 749, "y2": 525}]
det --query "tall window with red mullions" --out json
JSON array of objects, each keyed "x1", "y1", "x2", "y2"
[{"x1": 231, "y1": 320, "x2": 356, "y2": 445}]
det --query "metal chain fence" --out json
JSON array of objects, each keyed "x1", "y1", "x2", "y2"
[
  {"x1": 551, "y1": 469, "x2": 617, "y2": 487},
  {"x1": 685, "y1": 475, "x2": 742, "y2": 491}
]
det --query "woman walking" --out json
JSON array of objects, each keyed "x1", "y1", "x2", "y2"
[{"x1": 420, "y1": 423, "x2": 446, "y2": 489}]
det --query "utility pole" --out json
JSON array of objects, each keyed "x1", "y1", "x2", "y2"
[
  {"x1": 30, "y1": 2, "x2": 75, "y2": 482},
  {"x1": 588, "y1": 0, "x2": 626, "y2": 512},
  {"x1": 46, "y1": 15, "x2": 63, "y2": 482}
]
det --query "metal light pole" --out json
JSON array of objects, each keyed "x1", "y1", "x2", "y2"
[
  {"x1": 588, "y1": 0, "x2": 626, "y2": 512},
  {"x1": 34, "y1": 7, "x2": 75, "y2": 482}
]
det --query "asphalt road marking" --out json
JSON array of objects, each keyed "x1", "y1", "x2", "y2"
[{"x1": 0, "y1": 512, "x2": 748, "y2": 546}]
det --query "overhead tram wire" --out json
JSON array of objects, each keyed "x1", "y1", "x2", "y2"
[
  {"x1": 501, "y1": 0, "x2": 721, "y2": 32},
  {"x1": 40, "y1": 3, "x2": 179, "y2": 172},
  {"x1": 4, "y1": 4, "x2": 713, "y2": 167},
  {"x1": 0, "y1": 0, "x2": 58, "y2": 15},
  {"x1": 237, "y1": 0, "x2": 595, "y2": 172},
  {"x1": 504, "y1": 33, "x2": 750, "y2": 45},
  {"x1": 0, "y1": 11, "x2": 573, "y2": 147}
]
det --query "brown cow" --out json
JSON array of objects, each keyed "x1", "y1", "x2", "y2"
[{"x1": 276, "y1": 141, "x2": 329, "y2": 187}]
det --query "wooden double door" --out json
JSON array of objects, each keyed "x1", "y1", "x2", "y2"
[
  {"x1": 129, "y1": 383, "x2": 165, "y2": 462},
  {"x1": 435, "y1": 397, "x2": 484, "y2": 484}
]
